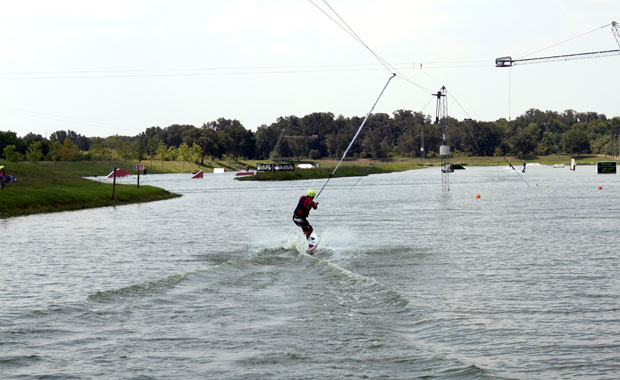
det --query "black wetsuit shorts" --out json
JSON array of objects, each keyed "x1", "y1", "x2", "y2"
[{"x1": 293, "y1": 215, "x2": 312, "y2": 232}]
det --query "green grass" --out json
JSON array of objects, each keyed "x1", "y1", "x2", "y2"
[
  {"x1": 0, "y1": 161, "x2": 179, "y2": 219},
  {"x1": 31, "y1": 158, "x2": 257, "y2": 177}
]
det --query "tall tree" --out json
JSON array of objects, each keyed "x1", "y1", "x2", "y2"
[
  {"x1": 3, "y1": 145, "x2": 23, "y2": 162},
  {"x1": 562, "y1": 128, "x2": 591, "y2": 154},
  {"x1": 22, "y1": 133, "x2": 50, "y2": 157},
  {"x1": 510, "y1": 127, "x2": 538, "y2": 157},
  {"x1": 156, "y1": 141, "x2": 167, "y2": 167},
  {"x1": 0, "y1": 131, "x2": 21, "y2": 155},
  {"x1": 89, "y1": 138, "x2": 108, "y2": 162},
  {"x1": 254, "y1": 124, "x2": 280, "y2": 160},
  {"x1": 26, "y1": 141, "x2": 44, "y2": 164},
  {"x1": 60, "y1": 138, "x2": 80, "y2": 161}
]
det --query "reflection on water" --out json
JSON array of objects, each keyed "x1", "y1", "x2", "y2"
[{"x1": 2, "y1": 165, "x2": 620, "y2": 379}]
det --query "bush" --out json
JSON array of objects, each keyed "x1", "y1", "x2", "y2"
[
  {"x1": 308, "y1": 149, "x2": 321, "y2": 159},
  {"x1": 4, "y1": 145, "x2": 23, "y2": 162}
]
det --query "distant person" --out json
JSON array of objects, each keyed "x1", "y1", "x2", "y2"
[
  {"x1": 0, "y1": 165, "x2": 5, "y2": 190},
  {"x1": 293, "y1": 189, "x2": 319, "y2": 239},
  {"x1": 522, "y1": 160, "x2": 526, "y2": 173},
  {"x1": 144, "y1": 167, "x2": 147, "y2": 175}
]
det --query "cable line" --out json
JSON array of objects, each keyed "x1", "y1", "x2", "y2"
[
  {"x1": 316, "y1": 73, "x2": 396, "y2": 199},
  {"x1": 308, "y1": 0, "x2": 391, "y2": 74},
  {"x1": 504, "y1": 157, "x2": 531, "y2": 188},
  {"x1": 519, "y1": 23, "x2": 612, "y2": 59},
  {"x1": 448, "y1": 92, "x2": 472, "y2": 120},
  {"x1": 0, "y1": 105, "x2": 131, "y2": 132},
  {"x1": 349, "y1": 160, "x2": 376, "y2": 190},
  {"x1": 496, "y1": 21, "x2": 620, "y2": 67},
  {"x1": 308, "y1": 0, "x2": 431, "y2": 93}
]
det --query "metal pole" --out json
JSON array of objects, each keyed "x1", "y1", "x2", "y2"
[
  {"x1": 316, "y1": 73, "x2": 396, "y2": 199},
  {"x1": 112, "y1": 168, "x2": 117, "y2": 199}
]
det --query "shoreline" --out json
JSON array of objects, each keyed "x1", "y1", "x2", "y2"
[
  {"x1": 1, "y1": 155, "x2": 612, "y2": 218},
  {"x1": 0, "y1": 162, "x2": 180, "y2": 219}
]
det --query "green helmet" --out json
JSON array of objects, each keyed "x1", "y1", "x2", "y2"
[{"x1": 307, "y1": 189, "x2": 316, "y2": 198}]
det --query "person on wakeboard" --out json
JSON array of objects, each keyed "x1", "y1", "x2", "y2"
[{"x1": 293, "y1": 189, "x2": 319, "y2": 239}]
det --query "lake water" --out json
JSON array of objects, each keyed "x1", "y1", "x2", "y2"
[{"x1": 2, "y1": 164, "x2": 619, "y2": 379}]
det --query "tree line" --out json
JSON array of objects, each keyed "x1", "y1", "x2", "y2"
[{"x1": 2, "y1": 108, "x2": 620, "y2": 164}]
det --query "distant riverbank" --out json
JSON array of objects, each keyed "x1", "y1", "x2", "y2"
[
  {"x1": 238, "y1": 154, "x2": 606, "y2": 181},
  {"x1": 0, "y1": 154, "x2": 609, "y2": 217}
]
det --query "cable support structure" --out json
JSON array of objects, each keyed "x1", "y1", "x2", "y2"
[
  {"x1": 496, "y1": 21, "x2": 620, "y2": 67},
  {"x1": 308, "y1": 0, "x2": 431, "y2": 93},
  {"x1": 496, "y1": 49, "x2": 620, "y2": 67},
  {"x1": 315, "y1": 73, "x2": 396, "y2": 199}
]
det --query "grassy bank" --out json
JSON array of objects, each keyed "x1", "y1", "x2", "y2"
[
  {"x1": 237, "y1": 165, "x2": 391, "y2": 181},
  {"x1": 34, "y1": 159, "x2": 252, "y2": 177},
  {"x1": 0, "y1": 161, "x2": 179, "y2": 219}
]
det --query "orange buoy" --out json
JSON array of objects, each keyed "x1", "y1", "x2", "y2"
[
  {"x1": 599, "y1": 186, "x2": 603, "y2": 190},
  {"x1": 476, "y1": 194, "x2": 481, "y2": 199}
]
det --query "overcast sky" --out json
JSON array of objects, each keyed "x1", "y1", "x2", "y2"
[{"x1": 1, "y1": 0, "x2": 618, "y2": 138}]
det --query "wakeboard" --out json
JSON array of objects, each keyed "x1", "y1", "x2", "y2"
[{"x1": 307, "y1": 232, "x2": 319, "y2": 254}]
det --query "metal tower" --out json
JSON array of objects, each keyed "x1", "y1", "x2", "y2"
[
  {"x1": 496, "y1": 21, "x2": 620, "y2": 67},
  {"x1": 434, "y1": 86, "x2": 450, "y2": 192}
]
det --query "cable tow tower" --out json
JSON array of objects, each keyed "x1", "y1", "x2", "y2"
[
  {"x1": 495, "y1": 21, "x2": 620, "y2": 67},
  {"x1": 433, "y1": 86, "x2": 451, "y2": 192}
]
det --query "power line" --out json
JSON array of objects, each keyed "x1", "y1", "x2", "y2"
[
  {"x1": 0, "y1": 62, "x2": 491, "y2": 80},
  {"x1": 0, "y1": 63, "x2": 402, "y2": 76},
  {"x1": 0, "y1": 105, "x2": 134, "y2": 133},
  {"x1": 308, "y1": 0, "x2": 431, "y2": 93},
  {"x1": 0, "y1": 60, "x2": 493, "y2": 80}
]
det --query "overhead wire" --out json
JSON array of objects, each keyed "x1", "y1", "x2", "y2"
[
  {"x1": 412, "y1": 57, "x2": 478, "y2": 120},
  {"x1": 519, "y1": 22, "x2": 613, "y2": 59},
  {"x1": 308, "y1": 0, "x2": 432, "y2": 93},
  {"x1": 349, "y1": 160, "x2": 376, "y2": 190},
  {"x1": 309, "y1": 0, "x2": 392, "y2": 74},
  {"x1": 306, "y1": 0, "x2": 409, "y2": 198},
  {"x1": 0, "y1": 62, "x2": 489, "y2": 80},
  {"x1": 0, "y1": 105, "x2": 132, "y2": 133},
  {"x1": 1, "y1": 63, "x2": 400, "y2": 76},
  {"x1": 447, "y1": 92, "x2": 472, "y2": 120},
  {"x1": 4, "y1": 3, "x2": 490, "y2": 136},
  {"x1": 418, "y1": 96, "x2": 434, "y2": 114},
  {"x1": 316, "y1": 73, "x2": 396, "y2": 199}
]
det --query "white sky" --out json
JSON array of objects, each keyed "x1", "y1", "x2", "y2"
[{"x1": 0, "y1": 0, "x2": 618, "y2": 138}]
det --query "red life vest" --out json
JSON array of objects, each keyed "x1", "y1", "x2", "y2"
[{"x1": 294, "y1": 195, "x2": 311, "y2": 218}]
